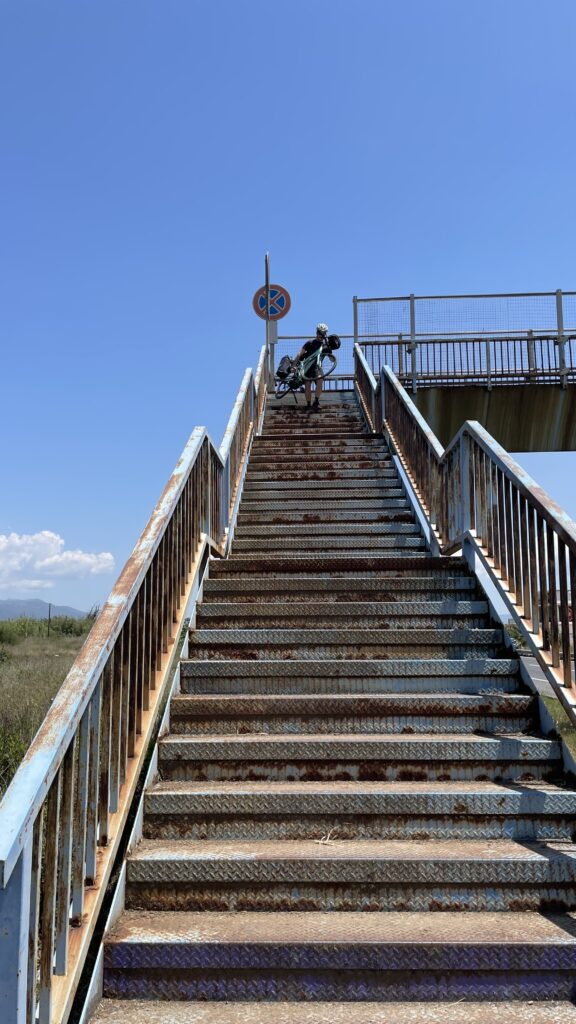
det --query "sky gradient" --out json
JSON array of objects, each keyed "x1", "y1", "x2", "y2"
[{"x1": 1, "y1": 1, "x2": 575, "y2": 610}]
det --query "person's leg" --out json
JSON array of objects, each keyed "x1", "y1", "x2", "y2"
[
  {"x1": 304, "y1": 379, "x2": 312, "y2": 406},
  {"x1": 312, "y1": 377, "x2": 323, "y2": 409}
]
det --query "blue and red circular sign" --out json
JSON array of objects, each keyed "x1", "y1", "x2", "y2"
[{"x1": 252, "y1": 284, "x2": 291, "y2": 320}]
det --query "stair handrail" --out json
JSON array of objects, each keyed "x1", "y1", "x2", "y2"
[
  {"x1": 0, "y1": 354, "x2": 264, "y2": 1024},
  {"x1": 353, "y1": 343, "x2": 576, "y2": 728}
]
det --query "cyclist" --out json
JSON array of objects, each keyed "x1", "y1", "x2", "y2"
[{"x1": 293, "y1": 324, "x2": 341, "y2": 410}]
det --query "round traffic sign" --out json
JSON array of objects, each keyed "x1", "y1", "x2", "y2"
[{"x1": 252, "y1": 284, "x2": 291, "y2": 320}]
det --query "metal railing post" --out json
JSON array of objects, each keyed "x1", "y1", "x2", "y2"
[
  {"x1": 0, "y1": 837, "x2": 33, "y2": 1024},
  {"x1": 459, "y1": 433, "x2": 472, "y2": 540},
  {"x1": 409, "y1": 295, "x2": 417, "y2": 393},
  {"x1": 267, "y1": 320, "x2": 278, "y2": 391},
  {"x1": 380, "y1": 368, "x2": 386, "y2": 425},
  {"x1": 556, "y1": 289, "x2": 567, "y2": 388},
  {"x1": 527, "y1": 329, "x2": 536, "y2": 376},
  {"x1": 485, "y1": 340, "x2": 492, "y2": 391},
  {"x1": 353, "y1": 296, "x2": 358, "y2": 346},
  {"x1": 398, "y1": 334, "x2": 404, "y2": 377}
]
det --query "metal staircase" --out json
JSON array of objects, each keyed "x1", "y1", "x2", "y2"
[{"x1": 93, "y1": 392, "x2": 576, "y2": 1023}]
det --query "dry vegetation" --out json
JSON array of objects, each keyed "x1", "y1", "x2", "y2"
[{"x1": 0, "y1": 615, "x2": 96, "y2": 796}]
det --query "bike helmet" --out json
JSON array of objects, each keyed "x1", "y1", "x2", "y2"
[
  {"x1": 316, "y1": 323, "x2": 329, "y2": 336},
  {"x1": 327, "y1": 334, "x2": 341, "y2": 350}
]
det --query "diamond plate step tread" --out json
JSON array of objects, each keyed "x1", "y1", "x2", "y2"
[
  {"x1": 209, "y1": 556, "x2": 467, "y2": 574},
  {"x1": 242, "y1": 480, "x2": 398, "y2": 491},
  {"x1": 181, "y1": 657, "x2": 519, "y2": 677},
  {"x1": 127, "y1": 838, "x2": 576, "y2": 885},
  {"x1": 236, "y1": 495, "x2": 403, "y2": 507},
  {"x1": 230, "y1": 536, "x2": 424, "y2": 552},
  {"x1": 197, "y1": 600, "x2": 489, "y2": 617},
  {"x1": 158, "y1": 733, "x2": 560, "y2": 762},
  {"x1": 201, "y1": 577, "x2": 477, "y2": 596},
  {"x1": 248, "y1": 455, "x2": 393, "y2": 466},
  {"x1": 169, "y1": 693, "x2": 533, "y2": 716},
  {"x1": 231, "y1": 538, "x2": 426, "y2": 553},
  {"x1": 145, "y1": 779, "x2": 576, "y2": 817},
  {"x1": 245, "y1": 469, "x2": 397, "y2": 481},
  {"x1": 233, "y1": 523, "x2": 420, "y2": 537},
  {"x1": 91, "y1": 1001, "x2": 576, "y2": 1024},
  {"x1": 104, "y1": 910, "x2": 576, "y2": 970},
  {"x1": 237, "y1": 513, "x2": 414, "y2": 526},
  {"x1": 189, "y1": 627, "x2": 503, "y2": 646}
]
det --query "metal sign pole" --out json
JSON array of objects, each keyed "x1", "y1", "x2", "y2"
[{"x1": 265, "y1": 253, "x2": 277, "y2": 387}]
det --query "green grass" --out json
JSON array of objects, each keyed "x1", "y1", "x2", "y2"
[
  {"x1": 542, "y1": 695, "x2": 576, "y2": 763},
  {"x1": 0, "y1": 615, "x2": 96, "y2": 796}
]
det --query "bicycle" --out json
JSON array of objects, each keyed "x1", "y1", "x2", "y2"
[{"x1": 274, "y1": 344, "x2": 337, "y2": 401}]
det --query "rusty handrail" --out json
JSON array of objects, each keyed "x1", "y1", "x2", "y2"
[
  {"x1": 374, "y1": 363, "x2": 576, "y2": 726},
  {"x1": 0, "y1": 355, "x2": 264, "y2": 1024}
]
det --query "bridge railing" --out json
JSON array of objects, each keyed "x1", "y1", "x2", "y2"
[
  {"x1": 0, "y1": 348, "x2": 267, "y2": 1024},
  {"x1": 354, "y1": 344, "x2": 576, "y2": 728},
  {"x1": 359, "y1": 333, "x2": 576, "y2": 390}
]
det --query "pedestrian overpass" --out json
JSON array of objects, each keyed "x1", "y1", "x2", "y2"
[
  {"x1": 279, "y1": 289, "x2": 576, "y2": 450},
  {"x1": 2, "y1": 290, "x2": 576, "y2": 1024}
]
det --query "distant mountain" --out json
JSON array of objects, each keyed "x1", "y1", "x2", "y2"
[{"x1": 0, "y1": 599, "x2": 86, "y2": 621}]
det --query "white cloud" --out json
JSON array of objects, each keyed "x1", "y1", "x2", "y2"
[{"x1": 0, "y1": 531, "x2": 115, "y2": 591}]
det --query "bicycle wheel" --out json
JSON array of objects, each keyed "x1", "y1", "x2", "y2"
[{"x1": 307, "y1": 353, "x2": 337, "y2": 381}]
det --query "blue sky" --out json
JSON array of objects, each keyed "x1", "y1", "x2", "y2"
[{"x1": 1, "y1": 1, "x2": 575, "y2": 610}]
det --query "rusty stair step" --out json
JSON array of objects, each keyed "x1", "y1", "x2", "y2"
[
  {"x1": 125, "y1": 838, "x2": 576, "y2": 908},
  {"x1": 103, "y1": 910, "x2": 576, "y2": 1001},
  {"x1": 201, "y1": 576, "x2": 477, "y2": 598},
  {"x1": 235, "y1": 489, "x2": 405, "y2": 505},
  {"x1": 180, "y1": 657, "x2": 520, "y2": 695},
  {"x1": 197, "y1": 599, "x2": 488, "y2": 618},
  {"x1": 231, "y1": 537, "x2": 426, "y2": 554},
  {"x1": 209, "y1": 556, "x2": 456, "y2": 575},
  {"x1": 157, "y1": 732, "x2": 560, "y2": 783},
  {"x1": 245, "y1": 469, "x2": 398, "y2": 482},
  {"x1": 236, "y1": 511, "x2": 414, "y2": 525},
  {"x1": 233, "y1": 523, "x2": 420, "y2": 537},
  {"x1": 144, "y1": 779, "x2": 576, "y2": 842},
  {"x1": 168, "y1": 692, "x2": 533, "y2": 735}
]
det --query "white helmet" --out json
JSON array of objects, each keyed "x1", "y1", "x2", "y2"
[{"x1": 316, "y1": 323, "x2": 329, "y2": 336}]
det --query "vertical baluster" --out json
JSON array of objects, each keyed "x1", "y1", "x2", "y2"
[
  {"x1": 497, "y1": 468, "x2": 508, "y2": 583},
  {"x1": 490, "y1": 460, "x2": 499, "y2": 566},
  {"x1": 571, "y1": 552, "x2": 576, "y2": 687},
  {"x1": 54, "y1": 739, "x2": 75, "y2": 975},
  {"x1": 38, "y1": 777, "x2": 60, "y2": 1023},
  {"x1": 547, "y1": 524, "x2": 560, "y2": 667},
  {"x1": 27, "y1": 809, "x2": 44, "y2": 1024},
  {"x1": 479, "y1": 449, "x2": 488, "y2": 547},
  {"x1": 71, "y1": 705, "x2": 90, "y2": 923},
  {"x1": 98, "y1": 656, "x2": 113, "y2": 845},
  {"x1": 151, "y1": 551, "x2": 161, "y2": 679},
  {"x1": 537, "y1": 515, "x2": 550, "y2": 650},
  {"x1": 528, "y1": 505, "x2": 539, "y2": 636},
  {"x1": 110, "y1": 637, "x2": 123, "y2": 812},
  {"x1": 158, "y1": 535, "x2": 167, "y2": 657},
  {"x1": 120, "y1": 620, "x2": 131, "y2": 783},
  {"x1": 85, "y1": 680, "x2": 102, "y2": 885},
  {"x1": 135, "y1": 583, "x2": 145, "y2": 727},
  {"x1": 565, "y1": 552, "x2": 569, "y2": 688},
  {"x1": 558, "y1": 540, "x2": 571, "y2": 686},
  {"x1": 520, "y1": 495, "x2": 531, "y2": 621},
  {"x1": 510, "y1": 486, "x2": 522, "y2": 609},
  {"x1": 504, "y1": 477, "x2": 516, "y2": 596},
  {"x1": 128, "y1": 604, "x2": 138, "y2": 756},
  {"x1": 143, "y1": 565, "x2": 153, "y2": 702}
]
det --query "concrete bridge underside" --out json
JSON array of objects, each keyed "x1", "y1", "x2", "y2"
[{"x1": 413, "y1": 383, "x2": 576, "y2": 452}]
